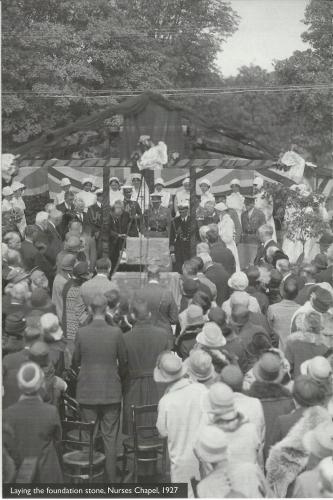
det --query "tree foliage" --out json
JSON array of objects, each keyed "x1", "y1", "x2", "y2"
[{"x1": 2, "y1": 0, "x2": 238, "y2": 149}]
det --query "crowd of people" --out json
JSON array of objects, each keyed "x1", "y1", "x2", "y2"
[{"x1": 2, "y1": 170, "x2": 333, "y2": 497}]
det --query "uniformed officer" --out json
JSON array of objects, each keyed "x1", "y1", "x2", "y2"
[
  {"x1": 122, "y1": 184, "x2": 142, "y2": 236},
  {"x1": 144, "y1": 192, "x2": 171, "y2": 238}
]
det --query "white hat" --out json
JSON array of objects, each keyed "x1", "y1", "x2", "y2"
[
  {"x1": 61, "y1": 178, "x2": 71, "y2": 187},
  {"x1": 228, "y1": 272, "x2": 249, "y2": 291},
  {"x1": 95, "y1": 188, "x2": 103, "y2": 195},
  {"x1": 121, "y1": 184, "x2": 133, "y2": 190},
  {"x1": 230, "y1": 178, "x2": 240, "y2": 186},
  {"x1": 109, "y1": 176, "x2": 120, "y2": 184},
  {"x1": 154, "y1": 177, "x2": 165, "y2": 187},
  {"x1": 184, "y1": 350, "x2": 215, "y2": 382},
  {"x1": 182, "y1": 177, "x2": 190, "y2": 185},
  {"x1": 178, "y1": 201, "x2": 189, "y2": 208},
  {"x1": 253, "y1": 176, "x2": 264, "y2": 188},
  {"x1": 215, "y1": 202, "x2": 227, "y2": 212},
  {"x1": 300, "y1": 356, "x2": 332, "y2": 382},
  {"x1": 40, "y1": 313, "x2": 63, "y2": 341},
  {"x1": 199, "y1": 178, "x2": 211, "y2": 187},
  {"x1": 150, "y1": 192, "x2": 162, "y2": 198},
  {"x1": 11, "y1": 181, "x2": 25, "y2": 191},
  {"x1": 194, "y1": 425, "x2": 228, "y2": 464},
  {"x1": 153, "y1": 352, "x2": 186, "y2": 383},
  {"x1": 82, "y1": 177, "x2": 93, "y2": 186},
  {"x1": 35, "y1": 211, "x2": 49, "y2": 224},
  {"x1": 196, "y1": 322, "x2": 226, "y2": 348},
  {"x1": 2, "y1": 186, "x2": 13, "y2": 197},
  {"x1": 131, "y1": 173, "x2": 141, "y2": 181},
  {"x1": 201, "y1": 382, "x2": 237, "y2": 420},
  {"x1": 17, "y1": 362, "x2": 44, "y2": 395}
]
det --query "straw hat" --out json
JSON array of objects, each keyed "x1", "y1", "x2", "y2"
[
  {"x1": 196, "y1": 322, "x2": 226, "y2": 348},
  {"x1": 194, "y1": 425, "x2": 228, "y2": 463},
  {"x1": 300, "y1": 356, "x2": 332, "y2": 383},
  {"x1": 40, "y1": 313, "x2": 63, "y2": 341},
  {"x1": 228, "y1": 272, "x2": 249, "y2": 291},
  {"x1": 184, "y1": 350, "x2": 215, "y2": 382},
  {"x1": 153, "y1": 352, "x2": 185, "y2": 383},
  {"x1": 2, "y1": 186, "x2": 14, "y2": 197},
  {"x1": 17, "y1": 362, "x2": 44, "y2": 395},
  {"x1": 253, "y1": 352, "x2": 284, "y2": 384}
]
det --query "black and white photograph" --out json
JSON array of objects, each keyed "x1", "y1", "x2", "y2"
[{"x1": 1, "y1": 0, "x2": 333, "y2": 498}]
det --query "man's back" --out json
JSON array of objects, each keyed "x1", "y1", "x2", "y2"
[
  {"x1": 74, "y1": 319, "x2": 127, "y2": 405},
  {"x1": 267, "y1": 299, "x2": 301, "y2": 348},
  {"x1": 20, "y1": 240, "x2": 38, "y2": 270},
  {"x1": 209, "y1": 242, "x2": 236, "y2": 275},
  {"x1": 3, "y1": 349, "x2": 30, "y2": 409},
  {"x1": 139, "y1": 282, "x2": 178, "y2": 334},
  {"x1": 205, "y1": 263, "x2": 230, "y2": 306}
]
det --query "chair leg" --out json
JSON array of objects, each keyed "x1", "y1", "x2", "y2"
[
  {"x1": 121, "y1": 447, "x2": 127, "y2": 483},
  {"x1": 133, "y1": 453, "x2": 138, "y2": 483}
]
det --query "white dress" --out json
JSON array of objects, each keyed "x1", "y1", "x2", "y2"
[
  {"x1": 78, "y1": 190, "x2": 97, "y2": 211},
  {"x1": 255, "y1": 190, "x2": 276, "y2": 241},
  {"x1": 218, "y1": 214, "x2": 240, "y2": 271},
  {"x1": 200, "y1": 190, "x2": 215, "y2": 208},
  {"x1": 159, "y1": 189, "x2": 171, "y2": 208},
  {"x1": 226, "y1": 192, "x2": 245, "y2": 225},
  {"x1": 109, "y1": 189, "x2": 124, "y2": 207}
]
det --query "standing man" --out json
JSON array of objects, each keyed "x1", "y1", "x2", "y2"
[
  {"x1": 253, "y1": 176, "x2": 276, "y2": 240},
  {"x1": 57, "y1": 190, "x2": 75, "y2": 239},
  {"x1": 154, "y1": 178, "x2": 172, "y2": 209},
  {"x1": 122, "y1": 184, "x2": 142, "y2": 236},
  {"x1": 254, "y1": 224, "x2": 277, "y2": 266},
  {"x1": 169, "y1": 202, "x2": 199, "y2": 273},
  {"x1": 44, "y1": 209, "x2": 64, "y2": 285},
  {"x1": 108, "y1": 201, "x2": 130, "y2": 270},
  {"x1": 226, "y1": 179, "x2": 245, "y2": 224},
  {"x1": 144, "y1": 192, "x2": 171, "y2": 237},
  {"x1": 239, "y1": 195, "x2": 266, "y2": 268},
  {"x1": 87, "y1": 188, "x2": 103, "y2": 258},
  {"x1": 73, "y1": 294, "x2": 128, "y2": 481}
]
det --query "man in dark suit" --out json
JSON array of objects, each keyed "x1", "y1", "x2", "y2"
[
  {"x1": 20, "y1": 225, "x2": 39, "y2": 271},
  {"x1": 254, "y1": 224, "x2": 277, "y2": 266},
  {"x1": 169, "y1": 202, "x2": 199, "y2": 273},
  {"x1": 316, "y1": 244, "x2": 333, "y2": 286},
  {"x1": 87, "y1": 189, "x2": 103, "y2": 257},
  {"x1": 56, "y1": 190, "x2": 75, "y2": 239},
  {"x1": 44, "y1": 209, "x2": 64, "y2": 268},
  {"x1": 239, "y1": 195, "x2": 266, "y2": 268},
  {"x1": 72, "y1": 294, "x2": 128, "y2": 481},
  {"x1": 122, "y1": 185, "x2": 142, "y2": 237},
  {"x1": 70, "y1": 197, "x2": 91, "y2": 235},
  {"x1": 108, "y1": 201, "x2": 130, "y2": 270},
  {"x1": 182, "y1": 259, "x2": 213, "y2": 300},
  {"x1": 204, "y1": 254, "x2": 230, "y2": 306},
  {"x1": 206, "y1": 226, "x2": 236, "y2": 276},
  {"x1": 139, "y1": 265, "x2": 178, "y2": 342}
]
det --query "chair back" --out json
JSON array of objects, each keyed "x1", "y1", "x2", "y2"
[
  {"x1": 59, "y1": 393, "x2": 81, "y2": 422},
  {"x1": 61, "y1": 420, "x2": 95, "y2": 480},
  {"x1": 131, "y1": 404, "x2": 159, "y2": 447}
]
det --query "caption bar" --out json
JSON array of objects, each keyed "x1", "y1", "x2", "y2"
[{"x1": 3, "y1": 484, "x2": 188, "y2": 498}]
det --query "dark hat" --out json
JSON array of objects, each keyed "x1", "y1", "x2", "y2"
[
  {"x1": 245, "y1": 266, "x2": 260, "y2": 284},
  {"x1": 312, "y1": 254, "x2": 328, "y2": 271},
  {"x1": 5, "y1": 313, "x2": 26, "y2": 337},
  {"x1": 208, "y1": 307, "x2": 226, "y2": 328},
  {"x1": 253, "y1": 352, "x2": 284, "y2": 384},
  {"x1": 246, "y1": 332, "x2": 271, "y2": 357},
  {"x1": 293, "y1": 375, "x2": 327, "y2": 407},
  {"x1": 312, "y1": 287, "x2": 333, "y2": 313},
  {"x1": 269, "y1": 269, "x2": 283, "y2": 288},
  {"x1": 61, "y1": 253, "x2": 76, "y2": 271},
  {"x1": 182, "y1": 278, "x2": 199, "y2": 298},
  {"x1": 30, "y1": 288, "x2": 51, "y2": 309},
  {"x1": 7, "y1": 268, "x2": 30, "y2": 284},
  {"x1": 220, "y1": 365, "x2": 244, "y2": 392},
  {"x1": 73, "y1": 261, "x2": 90, "y2": 280},
  {"x1": 319, "y1": 232, "x2": 333, "y2": 246},
  {"x1": 29, "y1": 341, "x2": 50, "y2": 367},
  {"x1": 24, "y1": 315, "x2": 42, "y2": 340}
]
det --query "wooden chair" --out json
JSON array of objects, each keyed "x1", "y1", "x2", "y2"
[
  {"x1": 121, "y1": 404, "x2": 167, "y2": 482},
  {"x1": 61, "y1": 420, "x2": 105, "y2": 483}
]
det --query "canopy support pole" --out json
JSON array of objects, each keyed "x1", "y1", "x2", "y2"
[{"x1": 189, "y1": 165, "x2": 197, "y2": 258}]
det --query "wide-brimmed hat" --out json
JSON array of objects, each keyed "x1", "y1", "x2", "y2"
[
  {"x1": 246, "y1": 332, "x2": 271, "y2": 357},
  {"x1": 60, "y1": 253, "x2": 77, "y2": 271},
  {"x1": 73, "y1": 261, "x2": 90, "y2": 280},
  {"x1": 311, "y1": 287, "x2": 333, "y2": 313},
  {"x1": 153, "y1": 352, "x2": 186, "y2": 383},
  {"x1": 2, "y1": 186, "x2": 14, "y2": 197},
  {"x1": 300, "y1": 356, "x2": 332, "y2": 383},
  {"x1": 182, "y1": 278, "x2": 199, "y2": 298},
  {"x1": 11, "y1": 181, "x2": 25, "y2": 192},
  {"x1": 228, "y1": 272, "x2": 249, "y2": 291},
  {"x1": 7, "y1": 268, "x2": 30, "y2": 284},
  {"x1": 303, "y1": 422, "x2": 333, "y2": 458},
  {"x1": 154, "y1": 177, "x2": 165, "y2": 187},
  {"x1": 185, "y1": 304, "x2": 204, "y2": 326},
  {"x1": 230, "y1": 179, "x2": 240, "y2": 186},
  {"x1": 29, "y1": 341, "x2": 50, "y2": 367},
  {"x1": 65, "y1": 236, "x2": 82, "y2": 253},
  {"x1": 5, "y1": 313, "x2": 26, "y2": 337},
  {"x1": 253, "y1": 352, "x2": 284, "y2": 384},
  {"x1": 194, "y1": 425, "x2": 228, "y2": 464},
  {"x1": 293, "y1": 375, "x2": 328, "y2": 407},
  {"x1": 60, "y1": 177, "x2": 71, "y2": 187},
  {"x1": 184, "y1": 350, "x2": 215, "y2": 382},
  {"x1": 196, "y1": 322, "x2": 226, "y2": 348},
  {"x1": 202, "y1": 382, "x2": 237, "y2": 420},
  {"x1": 17, "y1": 362, "x2": 44, "y2": 395},
  {"x1": 40, "y1": 313, "x2": 63, "y2": 341}
]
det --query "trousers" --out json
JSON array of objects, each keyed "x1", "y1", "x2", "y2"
[{"x1": 80, "y1": 402, "x2": 121, "y2": 481}]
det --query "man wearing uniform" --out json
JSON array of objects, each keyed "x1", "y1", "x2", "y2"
[
  {"x1": 144, "y1": 192, "x2": 171, "y2": 238},
  {"x1": 169, "y1": 202, "x2": 199, "y2": 273},
  {"x1": 122, "y1": 185, "x2": 142, "y2": 237},
  {"x1": 87, "y1": 188, "x2": 104, "y2": 258},
  {"x1": 239, "y1": 195, "x2": 266, "y2": 268}
]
